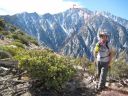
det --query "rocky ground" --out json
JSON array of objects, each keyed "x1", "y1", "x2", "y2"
[
  {"x1": 0, "y1": 61, "x2": 128, "y2": 96},
  {"x1": 0, "y1": 39, "x2": 12, "y2": 46}
]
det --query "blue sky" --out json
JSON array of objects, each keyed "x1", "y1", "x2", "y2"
[
  {"x1": 0, "y1": 0, "x2": 127, "y2": 20},
  {"x1": 68, "y1": 0, "x2": 128, "y2": 20}
]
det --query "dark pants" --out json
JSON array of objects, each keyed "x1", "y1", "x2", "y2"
[{"x1": 97, "y1": 61, "x2": 109, "y2": 89}]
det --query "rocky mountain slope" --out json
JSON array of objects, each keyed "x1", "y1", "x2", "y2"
[
  {"x1": 0, "y1": 18, "x2": 39, "y2": 50},
  {"x1": 1, "y1": 8, "x2": 128, "y2": 59}
]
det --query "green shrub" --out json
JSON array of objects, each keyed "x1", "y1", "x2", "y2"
[
  {"x1": 11, "y1": 41, "x2": 25, "y2": 49},
  {"x1": 73, "y1": 56, "x2": 96, "y2": 75},
  {"x1": 20, "y1": 37, "x2": 29, "y2": 45},
  {"x1": 87, "y1": 63, "x2": 96, "y2": 75},
  {"x1": 0, "y1": 31, "x2": 10, "y2": 35},
  {"x1": 10, "y1": 26, "x2": 16, "y2": 32},
  {"x1": 0, "y1": 19, "x2": 5, "y2": 30},
  {"x1": 11, "y1": 34, "x2": 29, "y2": 46},
  {"x1": 14, "y1": 50, "x2": 76, "y2": 90},
  {"x1": 110, "y1": 60, "x2": 128, "y2": 79},
  {"x1": 30, "y1": 39, "x2": 39, "y2": 46},
  {"x1": 11, "y1": 34, "x2": 19, "y2": 39},
  {"x1": 25, "y1": 35, "x2": 39, "y2": 46},
  {"x1": 0, "y1": 50, "x2": 12, "y2": 59},
  {"x1": 0, "y1": 27, "x2": 3, "y2": 31},
  {"x1": 0, "y1": 45, "x2": 23, "y2": 56}
]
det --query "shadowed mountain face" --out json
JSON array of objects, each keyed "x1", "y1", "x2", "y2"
[{"x1": 1, "y1": 8, "x2": 128, "y2": 59}]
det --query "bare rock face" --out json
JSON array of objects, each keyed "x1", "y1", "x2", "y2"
[{"x1": 0, "y1": 60, "x2": 30, "y2": 96}]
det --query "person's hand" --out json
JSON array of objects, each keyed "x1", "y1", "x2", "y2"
[
  {"x1": 108, "y1": 63, "x2": 111, "y2": 69},
  {"x1": 108, "y1": 65, "x2": 111, "y2": 69},
  {"x1": 108, "y1": 60, "x2": 111, "y2": 68}
]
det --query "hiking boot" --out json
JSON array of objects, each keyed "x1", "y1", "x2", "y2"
[
  {"x1": 95, "y1": 87, "x2": 103, "y2": 93},
  {"x1": 102, "y1": 86, "x2": 108, "y2": 91},
  {"x1": 95, "y1": 85, "x2": 108, "y2": 93}
]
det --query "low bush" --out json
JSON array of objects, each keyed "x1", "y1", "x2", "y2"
[
  {"x1": 11, "y1": 41, "x2": 25, "y2": 49},
  {"x1": 0, "y1": 50, "x2": 12, "y2": 59},
  {"x1": 14, "y1": 49, "x2": 76, "y2": 90},
  {"x1": 110, "y1": 60, "x2": 128, "y2": 79},
  {"x1": 0, "y1": 45, "x2": 23, "y2": 56}
]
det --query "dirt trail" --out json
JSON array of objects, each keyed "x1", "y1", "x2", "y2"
[
  {"x1": 0, "y1": 38, "x2": 12, "y2": 45},
  {"x1": 98, "y1": 87, "x2": 128, "y2": 96}
]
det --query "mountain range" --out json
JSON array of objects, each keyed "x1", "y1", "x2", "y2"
[{"x1": 1, "y1": 8, "x2": 128, "y2": 60}]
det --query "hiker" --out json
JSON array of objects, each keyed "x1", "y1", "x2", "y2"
[
  {"x1": 94, "y1": 32, "x2": 112, "y2": 91},
  {"x1": 0, "y1": 35, "x2": 4, "y2": 40}
]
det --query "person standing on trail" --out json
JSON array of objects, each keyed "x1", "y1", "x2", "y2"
[{"x1": 94, "y1": 32, "x2": 112, "y2": 91}]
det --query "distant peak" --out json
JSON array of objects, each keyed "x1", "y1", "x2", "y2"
[
  {"x1": 14, "y1": 12, "x2": 39, "y2": 17},
  {"x1": 66, "y1": 7, "x2": 93, "y2": 13},
  {"x1": 42, "y1": 13, "x2": 54, "y2": 19}
]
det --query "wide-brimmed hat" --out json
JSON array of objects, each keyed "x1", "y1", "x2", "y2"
[{"x1": 99, "y1": 32, "x2": 109, "y2": 37}]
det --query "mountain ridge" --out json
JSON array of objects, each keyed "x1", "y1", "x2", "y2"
[{"x1": 1, "y1": 8, "x2": 128, "y2": 59}]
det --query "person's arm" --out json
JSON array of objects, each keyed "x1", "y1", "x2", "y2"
[
  {"x1": 93, "y1": 43, "x2": 99, "y2": 63},
  {"x1": 108, "y1": 43, "x2": 113, "y2": 67},
  {"x1": 93, "y1": 50, "x2": 97, "y2": 59}
]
